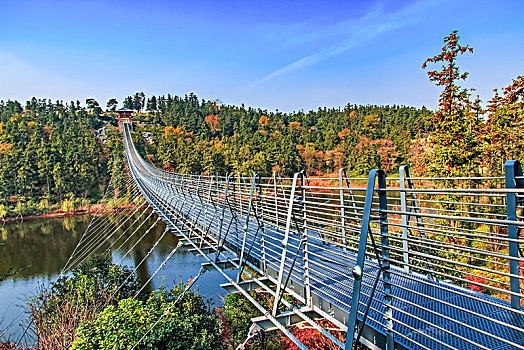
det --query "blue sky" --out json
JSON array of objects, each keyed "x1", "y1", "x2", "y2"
[{"x1": 0, "y1": 0, "x2": 523, "y2": 112}]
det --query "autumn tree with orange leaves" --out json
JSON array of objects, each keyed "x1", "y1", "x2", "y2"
[{"x1": 205, "y1": 114, "x2": 220, "y2": 133}]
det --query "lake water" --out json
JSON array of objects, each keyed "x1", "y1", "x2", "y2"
[{"x1": 0, "y1": 211, "x2": 234, "y2": 343}]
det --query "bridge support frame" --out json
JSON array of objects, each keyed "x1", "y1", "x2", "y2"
[
  {"x1": 345, "y1": 169, "x2": 393, "y2": 350},
  {"x1": 505, "y1": 160, "x2": 523, "y2": 310},
  {"x1": 399, "y1": 165, "x2": 429, "y2": 273},
  {"x1": 273, "y1": 172, "x2": 300, "y2": 316},
  {"x1": 339, "y1": 168, "x2": 360, "y2": 252}
]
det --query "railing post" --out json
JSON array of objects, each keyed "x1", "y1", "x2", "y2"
[
  {"x1": 259, "y1": 179, "x2": 267, "y2": 273},
  {"x1": 215, "y1": 174, "x2": 230, "y2": 262},
  {"x1": 399, "y1": 165, "x2": 410, "y2": 272},
  {"x1": 232, "y1": 176, "x2": 239, "y2": 251},
  {"x1": 237, "y1": 173, "x2": 257, "y2": 282},
  {"x1": 345, "y1": 169, "x2": 392, "y2": 349},
  {"x1": 301, "y1": 171, "x2": 312, "y2": 307},
  {"x1": 380, "y1": 173, "x2": 394, "y2": 350},
  {"x1": 273, "y1": 171, "x2": 279, "y2": 228},
  {"x1": 339, "y1": 169, "x2": 347, "y2": 250},
  {"x1": 399, "y1": 165, "x2": 428, "y2": 274},
  {"x1": 273, "y1": 172, "x2": 300, "y2": 316},
  {"x1": 505, "y1": 160, "x2": 523, "y2": 310},
  {"x1": 238, "y1": 172, "x2": 243, "y2": 218}
]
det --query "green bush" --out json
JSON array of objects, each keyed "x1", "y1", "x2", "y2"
[
  {"x1": 29, "y1": 253, "x2": 140, "y2": 349},
  {"x1": 223, "y1": 291, "x2": 294, "y2": 349},
  {"x1": 72, "y1": 283, "x2": 223, "y2": 350}
]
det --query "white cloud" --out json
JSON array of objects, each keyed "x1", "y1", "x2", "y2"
[{"x1": 248, "y1": 0, "x2": 444, "y2": 88}]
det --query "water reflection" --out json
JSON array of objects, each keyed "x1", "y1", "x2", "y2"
[{"x1": 0, "y1": 217, "x2": 86, "y2": 279}]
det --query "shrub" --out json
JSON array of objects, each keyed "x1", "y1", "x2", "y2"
[
  {"x1": 60, "y1": 199, "x2": 75, "y2": 213},
  {"x1": 72, "y1": 283, "x2": 223, "y2": 350},
  {"x1": 223, "y1": 291, "x2": 291, "y2": 349},
  {"x1": 28, "y1": 253, "x2": 140, "y2": 349},
  {"x1": 285, "y1": 319, "x2": 345, "y2": 350},
  {"x1": 0, "y1": 204, "x2": 6, "y2": 219}
]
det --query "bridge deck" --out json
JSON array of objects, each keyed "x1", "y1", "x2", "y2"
[{"x1": 164, "y1": 199, "x2": 524, "y2": 350}]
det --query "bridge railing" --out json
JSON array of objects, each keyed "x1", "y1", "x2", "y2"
[{"x1": 123, "y1": 123, "x2": 524, "y2": 350}]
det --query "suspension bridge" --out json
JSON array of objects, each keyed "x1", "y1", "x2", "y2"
[{"x1": 63, "y1": 122, "x2": 524, "y2": 350}]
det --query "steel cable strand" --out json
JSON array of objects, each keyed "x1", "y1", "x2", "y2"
[
  {"x1": 62, "y1": 184, "x2": 143, "y2": 268},
  {"x1": 73, "y1": 173, "x2": 135, "y2": 236},
  {"x1": 107, "y1": 227, "x2": 171, "y2": 304},
  {"x1": 132, "y1": 241, "x2": 184, "y2": 299},
  {"x1": 77, "y1": 182, "x2": 142, "y2": 239},
  {"x1": 84, "y1": 173, "x2": 136, "y2": 228},
  {"x1": 71, "y1": 177, "x2": 139, "y2": 245},
  {"x1": 59, "y1": 172, "x2": 117, "y2": 277},
  {"x1": 65, "y1": 197, "x2": 146, "y2": 272},
  {"x1": 64, "y1": 197, "x2": 146, "y2": 272},
  {"x1": 103, "y1": 204, "x2": 151, "y2": 253},
  {"x1": 116, "y1": 217, "x2": 162, "y2": 265},
  {"x1": 111, "y1": 209, "x2": 156, "y2": 256},
  {"x1": 12, "y1": 177, "x2": 131, "y2": 347},
  {"x1": 59, "y1": 177, "x2": 139, "y2": 273},
  {"x1": 129, "y1": 267, "x2": 207, "y2": 350}
]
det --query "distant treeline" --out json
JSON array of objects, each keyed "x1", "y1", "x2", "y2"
[
  {"x1": 0, "y1": 98, "x2": 124, "y2": 217},
  {"x1": 133, "y1": 96, "x2": 432, "y2": 176}
]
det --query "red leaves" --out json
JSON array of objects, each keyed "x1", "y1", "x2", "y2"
[
  {"x1": 285, "y1": 319, "x2": 345, "y2": 350},
  {"x1": 205, "y1": 114, "x2": 220, "y2": 132},
  {"x1": 465, "y1": 274, "x2": 486, "y2": 292}
]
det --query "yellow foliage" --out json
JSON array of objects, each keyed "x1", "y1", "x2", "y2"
[
  {"x1": 61, "y1": 199, "x2": 75, "y2": 213},
  {"x1": 0, "y1": 143, "x2": 13, "y2": 154},
  {"x1": 363, "y1": 114, "x2": 380, "y2": 130},
  {"x1": 0, "y1": 122, "x2": 3, "y2": 134},
  {"x1": 0, "y1": 204, "x2": 6, "y2": 219},
  {"x1": 289, "y1": 121, "x2": 301, "y2": 131},
  {"x1": 164, "y1": 126, "x2": 183, "y2": 137}
]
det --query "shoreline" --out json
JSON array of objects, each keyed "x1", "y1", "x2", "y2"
[{"x1": 1, "y1": 203, "x2": 137, "y2": 224}]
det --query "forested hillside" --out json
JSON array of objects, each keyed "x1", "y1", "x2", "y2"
[
  {"x1": 0, "y1": 99, "x2": 120, "y2": 218},
  {"x1": 134, "y1": 99, "x2": 432, "y2": 176}
]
